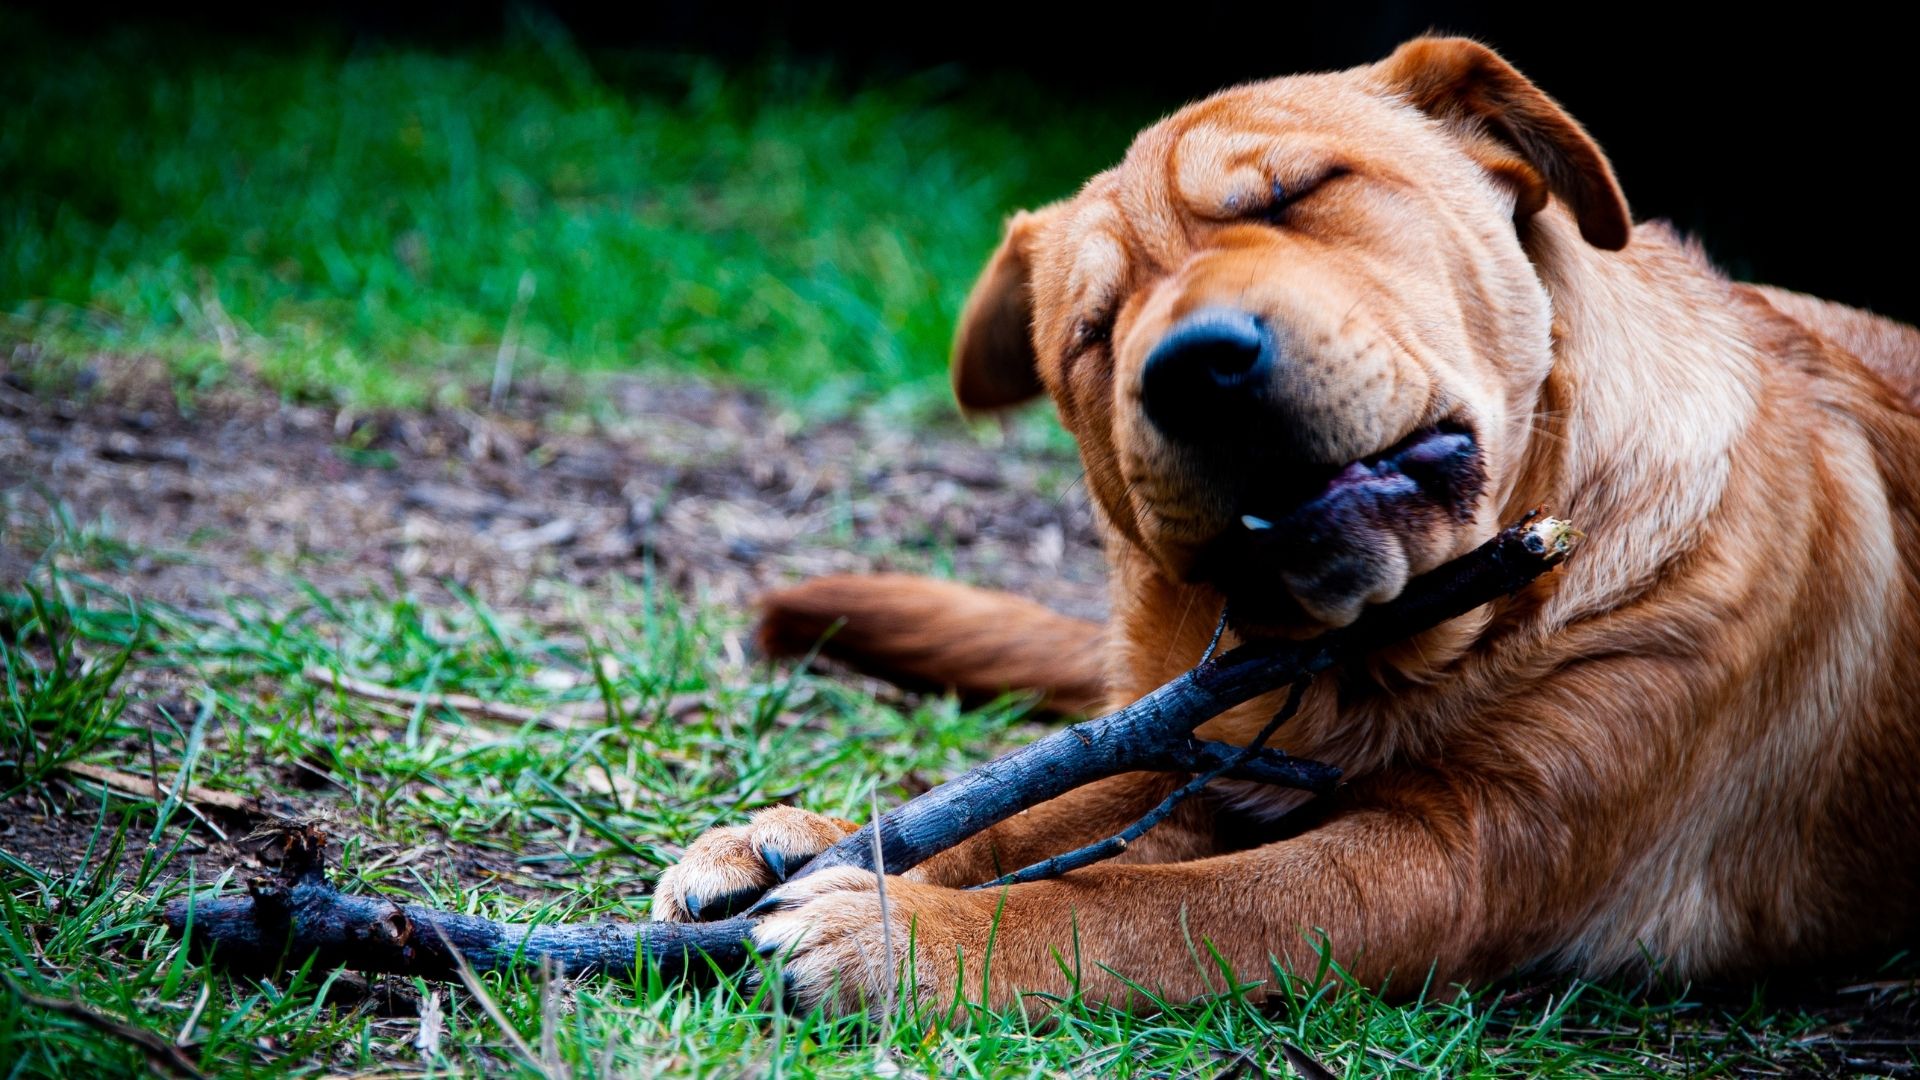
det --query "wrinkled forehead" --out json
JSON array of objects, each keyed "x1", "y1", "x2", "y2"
[
  {"x1": 1038, "y1": 71, "x2": 1421, "y2": 322},
  {"x1": 1136, "y1": 74, "x2": 1400, "y2": 206}
]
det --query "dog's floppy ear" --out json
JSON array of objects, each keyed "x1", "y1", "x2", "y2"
[
  {"x1": 1374, "y1": 37, "x2": 1630, "y2": 250},
  {"x1": 952, "y1": 206, "x2": 1060, "y2": 411}
]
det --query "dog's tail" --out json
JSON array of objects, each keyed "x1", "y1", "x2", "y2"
[{"x1": 755, "y1": 574, "x2": 1108, "y2": 714}]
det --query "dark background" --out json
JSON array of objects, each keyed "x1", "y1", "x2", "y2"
[{"x1": 28, "y1": 1, "x2": 1915, "y2": 323}]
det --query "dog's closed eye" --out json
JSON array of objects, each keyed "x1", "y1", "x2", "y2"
[
  {"x1": 1070, "y1": 305, "x2": 1117, "y2": 358},
  {"x1": 1252, "y1": 166, "x2": 1353, "y2": 225}
]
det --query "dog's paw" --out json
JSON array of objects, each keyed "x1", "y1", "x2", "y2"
[
  {"x1": 752, "y1": 866, "x2": 982, "y2": 1015},
  {"x1": 650, "y1": 806, "x2": 858, "y2": 923}
]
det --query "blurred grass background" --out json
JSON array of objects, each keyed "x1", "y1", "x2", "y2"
[{"x1": 0, "y1": 9, "x2": 1143, "y2": 416}]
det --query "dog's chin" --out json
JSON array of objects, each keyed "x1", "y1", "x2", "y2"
[{"x1": 1175, "y1": 424, "x2": 1488, "y2": 635}]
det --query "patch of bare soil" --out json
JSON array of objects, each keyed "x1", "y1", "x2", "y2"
[
  {"x1": 0, "y1": 358, "x2": 1106, "y2": 622},
  {"x1": 0, "y1": 355, "x2": 1105, "y2": 894}
]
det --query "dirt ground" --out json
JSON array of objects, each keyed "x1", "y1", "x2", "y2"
[
  {"x1": 0, "y1": 355, "x2": 1107, "y2": 892},
  {"x1": 0, "y1": 357, "x2": 1107, "y2": 623}
]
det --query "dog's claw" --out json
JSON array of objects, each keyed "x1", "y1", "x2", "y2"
[
  {"x1": 761, "y1": 845, "x2": 788, "y2": 883},
  {"x1": 777, "y1": 970, "x2": 806, "y2": 1012},
  {"x1": 695, "y1": 886, "x2": 764, "y2": 921}
]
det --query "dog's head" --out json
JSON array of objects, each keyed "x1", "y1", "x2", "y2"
[{"x1": 954, "y1": 38, "x2": 1628, "y2": 632}]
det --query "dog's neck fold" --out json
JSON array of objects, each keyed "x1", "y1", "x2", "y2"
[{"x1": 1516, "y1": 210, "x2": 1766, "y2": 627}]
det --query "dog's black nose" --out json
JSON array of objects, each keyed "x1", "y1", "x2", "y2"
[{"x1": 1141, "y1": 308, "x2": 1275, "y2": 442}]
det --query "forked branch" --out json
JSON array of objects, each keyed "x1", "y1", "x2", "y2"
[{"x1": 163, "y1": 515, "x2": 1578, "y2": 982}]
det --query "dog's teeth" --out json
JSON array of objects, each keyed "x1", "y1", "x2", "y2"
[{"x1": 1241, "y1": 514, "x2": 1275, "y2": 532}]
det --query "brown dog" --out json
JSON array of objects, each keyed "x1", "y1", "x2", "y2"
[{"x1": 652, "y1": 37, "x2": 1920, "y2": 1015}]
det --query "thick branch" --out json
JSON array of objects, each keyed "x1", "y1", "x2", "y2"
[
  {"x1": 163, "y1": 515, "x2": 1576, "y2": 982},
  {"x1": 163, "y1": 826, "x2": 736, "y2": 981}
]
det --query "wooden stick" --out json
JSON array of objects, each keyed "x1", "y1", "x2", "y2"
[
  {"x1": 58, "y1": 762, "x2": 257, "y2": 816},
  {"x1": 973, "y1": 677, "x2": 1312, "y2": 889},
  {"x1": 165, "y1": 825, "x2": 741, "y2": 980},
  {"x1": 164, "y1": 515, "x2": 1577, "y2": 982}
]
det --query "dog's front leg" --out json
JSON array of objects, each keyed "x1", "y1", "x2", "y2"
[
  {"x1": 753, "y1": 785, "x2": 1484, "y2": 1016},
  {"x1": 652, "y1": 772, "x2": 1209, "y2": 922}
]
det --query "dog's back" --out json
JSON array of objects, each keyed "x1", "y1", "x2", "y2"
[{"x1": 1750, "y1": 286, "x2": 1920, "y2": 409}]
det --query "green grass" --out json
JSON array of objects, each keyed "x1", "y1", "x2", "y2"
[
  {"x1": 0, "y1": 513, "x2": 1897, "y2": 1078},
  {"x1": 0, "y1": 11, "x2": 1142, "y2": 416}
]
